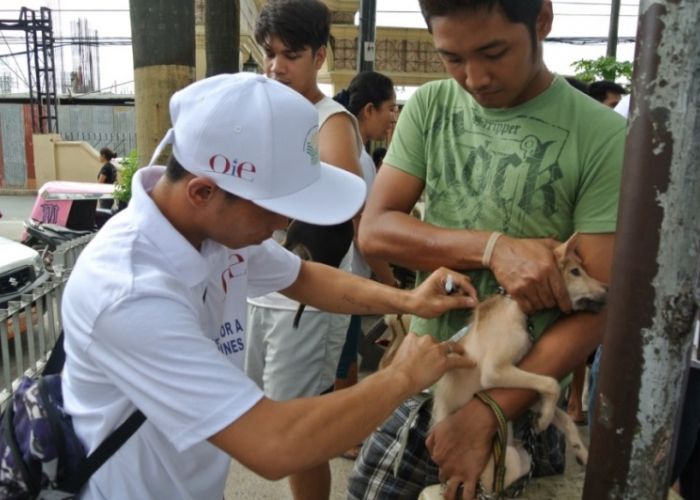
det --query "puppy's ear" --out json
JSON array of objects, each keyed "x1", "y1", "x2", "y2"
[{"x1": 554, "y1": 232, "x2": 581, "y2": 262}]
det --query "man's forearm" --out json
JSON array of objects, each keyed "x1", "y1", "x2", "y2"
[
  {"x1": 217, "y1": 366, "x2": 416, "y2": 480},
  {"x1": 359, "y1": 211, "x2": 493, "y2": 272},
  {"x1": 281, "y1": 261, "x2": 414, "y2": 315}
]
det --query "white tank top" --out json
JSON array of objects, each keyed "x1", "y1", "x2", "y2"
[{"x1": 248, "y1": 96, "x2": 364, "y2": 310}]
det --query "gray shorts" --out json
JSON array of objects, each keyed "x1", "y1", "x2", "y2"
[{"x1": 245, "y1": 303, "x2": 350, "y2": 400}]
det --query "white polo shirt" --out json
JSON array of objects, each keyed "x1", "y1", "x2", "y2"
[{"x1": 61, "y1": 165, "x2": 301, "y2": 499}]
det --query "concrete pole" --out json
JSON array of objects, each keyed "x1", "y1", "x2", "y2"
[
  {"x1": 583, "y1": 1, "x2": 700, "y2": 498},
  {"x1": 356, "y1": 0, "x2": 376, "y2": 73},
  {"x1": 129, "y1": 0, "x2": 195, "y2": 167},
  {"x1": 205, "y1": 0, "x2": 239, "y2": 76},
  {"x1": 606, "y1": 0, "x2": 621, "y2": 58}
]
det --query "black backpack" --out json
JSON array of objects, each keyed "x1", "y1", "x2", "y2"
[{"x1": 0, "y1": 332, "x2": 145, "y2": 499}]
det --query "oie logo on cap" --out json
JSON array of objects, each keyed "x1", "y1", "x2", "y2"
[
  {"x1": 304, "y1": 126, "x2": 320, "y2": 165},
  {"x1": 208, "y1": 154, "x2": 256, "y2": 182}
]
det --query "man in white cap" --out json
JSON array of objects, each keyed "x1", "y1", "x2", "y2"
[{"x1": 59, "y1": 73, "x2": 478, "y2": 499}]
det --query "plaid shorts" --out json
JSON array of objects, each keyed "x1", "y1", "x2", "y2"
[{"x1": 347, "y1": 394, "x2": 565, "y2": 500}]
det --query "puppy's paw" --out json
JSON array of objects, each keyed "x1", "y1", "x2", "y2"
[
  {"x1": 573, "y1": 445, "x2": 588, "y2": 466},
  {"x1": 535, "y1": 407, "x2": 555, "y2": 432}
]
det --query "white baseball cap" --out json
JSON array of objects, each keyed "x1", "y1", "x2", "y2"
[{"x1": 148, "y1": 72, "x2": 365, "y2": 226}]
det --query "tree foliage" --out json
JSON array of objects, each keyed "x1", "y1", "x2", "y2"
[
  {"x1": 114, "y1": 150, "x2": 140, "y2": 204},
  {"x1": 572, "y1": 56, "x2": 633, "y2": 84}
]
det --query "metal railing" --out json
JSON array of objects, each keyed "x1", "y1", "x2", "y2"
[
  {"x1": 0, "y1": 235, "x2": 93, "y2": 408},
  {"x1": 61, "y1": 131, "x2": 136, "y2": 158}
]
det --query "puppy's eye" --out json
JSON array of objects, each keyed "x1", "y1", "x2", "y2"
[{"x1": 570, "y1": 268, "x2": 581, "y2": 277}]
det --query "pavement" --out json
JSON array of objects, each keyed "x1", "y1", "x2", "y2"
[{"x1": 0, "y1": 194, "x2": 35, "y2": 241}]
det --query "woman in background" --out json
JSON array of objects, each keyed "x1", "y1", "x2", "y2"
[
  {"x1": 333, "y1": 71, "x2": 398, "y2": 459},
  {"x1": 97, "y1": 147, "x2": 117, "y2": 184}
]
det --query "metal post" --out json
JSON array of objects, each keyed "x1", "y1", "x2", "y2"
[
  {"x1": 607, "y1": 0, "x2": 621, "y2": 58},
  {"x1": 357, "y1": 0, "x2": 376, "y2": 73},
  {"x1": 583, "y1": 2, "x2": 700, "y2": 499}
]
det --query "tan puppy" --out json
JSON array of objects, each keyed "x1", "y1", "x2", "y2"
[{"x1": 425, "y1": 233, "x2": 607, "y2": 497}]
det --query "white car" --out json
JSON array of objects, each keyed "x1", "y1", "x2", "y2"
[{"x1": 0, "y1": 236, "x2": 48, "y2": 309}]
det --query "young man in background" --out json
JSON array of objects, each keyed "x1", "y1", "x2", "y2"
[{"x1": 245, "y1": 2, "x2": 367, "y2": 499}]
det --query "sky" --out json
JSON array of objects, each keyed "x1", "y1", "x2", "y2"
[{"x1": 0, "y1": 0, "x2": 640, "y2": 97}]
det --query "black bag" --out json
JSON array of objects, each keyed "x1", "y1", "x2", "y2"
[{"x1": 0, "y1": 332, "x2": 145, "y2": 499}]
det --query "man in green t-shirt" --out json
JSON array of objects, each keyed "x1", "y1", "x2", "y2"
[{"x1": 348, "y1": 1, "x2": 626, "y2": 499}]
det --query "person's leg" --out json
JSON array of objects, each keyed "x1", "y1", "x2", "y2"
[
  {"x1": 336, "y1": 314, "x2": 363, "y2": 460},
  {"x1": 587, "y1": 346, "x2": 603, "y2": 430},
  {"x1": 335, "y1": 361, "x2": 358, "y2": 391},
  {"x1": 347, "y1": 395, "x2": 438, "y2": 499},
  {"x1": 289, "y1": 464, "x2": 332, "y2": 500},
  {"x1": 244, "y1": 303, "x2": 270, "y2": 389},
  {"x1": 567, "y1": 362, "x2": 586, "y2": 424},
  {"x1": 335, "y1": 315, "x2": 362, "y2": 391},
  {"x1": 261, "y1": 309, "x2": 349, "y2": 500},
  {"x1": 672, "y1": 368, "x2": 700, "y2": 493},
  {"x1": 679, "y1": 433, "x2": 700, "y2": 499}
]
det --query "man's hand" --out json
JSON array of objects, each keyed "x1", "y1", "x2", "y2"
[
  {"x1": 408, "y1": 268, "x2": 478, "y2": 317},
  {"x1": 427, "y1": 398, "x2": 497, "y2": 500},
  {"x1": 388, "y1": 333, "x2": 476, "y2": 395},
  {"x1": 489, "y1": 236, "x2": 571, "y2": 314}
]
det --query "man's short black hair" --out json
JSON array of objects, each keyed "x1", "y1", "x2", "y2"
[
  {"x1": 165, "y1": 155, "x2": 239, "y2": 201},
  {"x1": 165, "y1": 155, "x2": 190, "y2": 182},
  {"x1": 255, "y1": 0, "x2": 331, "y2": 53},
  {"x1": 418, "y1": 0, "x2": 543, "y2": 46},
  {"x1": 588, "y1": 80, "x2": 628, "y2": 103},
  {"x1": 565, "y1": 76, "x2": 590, "y2": 95}
]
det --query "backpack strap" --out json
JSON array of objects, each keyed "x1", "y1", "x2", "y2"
[
  {"x1": 3, "y1": 398, "x2": 41, "y2": 496},
  {"x1": 59, "y1": 409, "x2": 146, "y2": 494},
  {"x1": 42, "y1": 331, "x2": 66, "y2": 376}
]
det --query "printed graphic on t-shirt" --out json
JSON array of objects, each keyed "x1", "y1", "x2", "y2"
[
  {"x1": 204, "y1": 250, "x2": 250, "y2": 368},
  {"x1": 220, "y1": 252, "x2": 246, "y2": 293},
  {"x1": 426, "y1": 107, "x2": 571, "y2": 236}
]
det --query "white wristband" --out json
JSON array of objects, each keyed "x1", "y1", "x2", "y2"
[{"x1": 481, "y1": 232, "x2": 503, "y2": 268}]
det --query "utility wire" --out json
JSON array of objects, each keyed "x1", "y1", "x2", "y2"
[{"x1": 0, "y1": 31, "x2": 26, "y2": 84}]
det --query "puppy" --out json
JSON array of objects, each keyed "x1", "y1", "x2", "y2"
[
  {"x1": 425, "y1": 233, "x2": 607, "y2": 497},
  {"x1": 283, "y1": 220, "x2": 354, "y2": 327}
]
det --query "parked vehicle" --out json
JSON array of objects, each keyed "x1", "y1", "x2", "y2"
[
  {"x1": 21, "y1": 181, "x2": 117, "y2": 268},
  {"x1": 21, "y1": 181, "x2": 116, "y2": 242},
  {"x1": 0, "y1": 236, "x2": 48, "y2": 309}
]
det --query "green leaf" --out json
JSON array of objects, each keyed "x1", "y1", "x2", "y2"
[
  {"x1": 571, "y1": 56, "x2": 633, "y2": 87},
  {"x1": 113, "y1": 149, "x2": 140, "y2": 204}
]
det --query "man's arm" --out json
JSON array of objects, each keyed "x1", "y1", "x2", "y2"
[
  {"x1": 318, "y1": 113, "x2": 363, "y2": 178},
  {"x1": 209, "y1": 331, "x2": 476, "y2": 480},
  {"x1": 427, "y1": 233, "x2": 615, "y2": 498},
  {"x1": 280, "y1": 260, "x2": 477, "y2": 318},
  {"x1": 352, "y1": 217, "x2": 397, "y2": 286},
  {"x1": 359, "y1": 165, "x2": 571, "y2": 312}
]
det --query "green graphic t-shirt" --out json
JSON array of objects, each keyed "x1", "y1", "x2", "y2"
[{"x1": 385, "y1": 76, "x2": 626, "y2": 341}]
